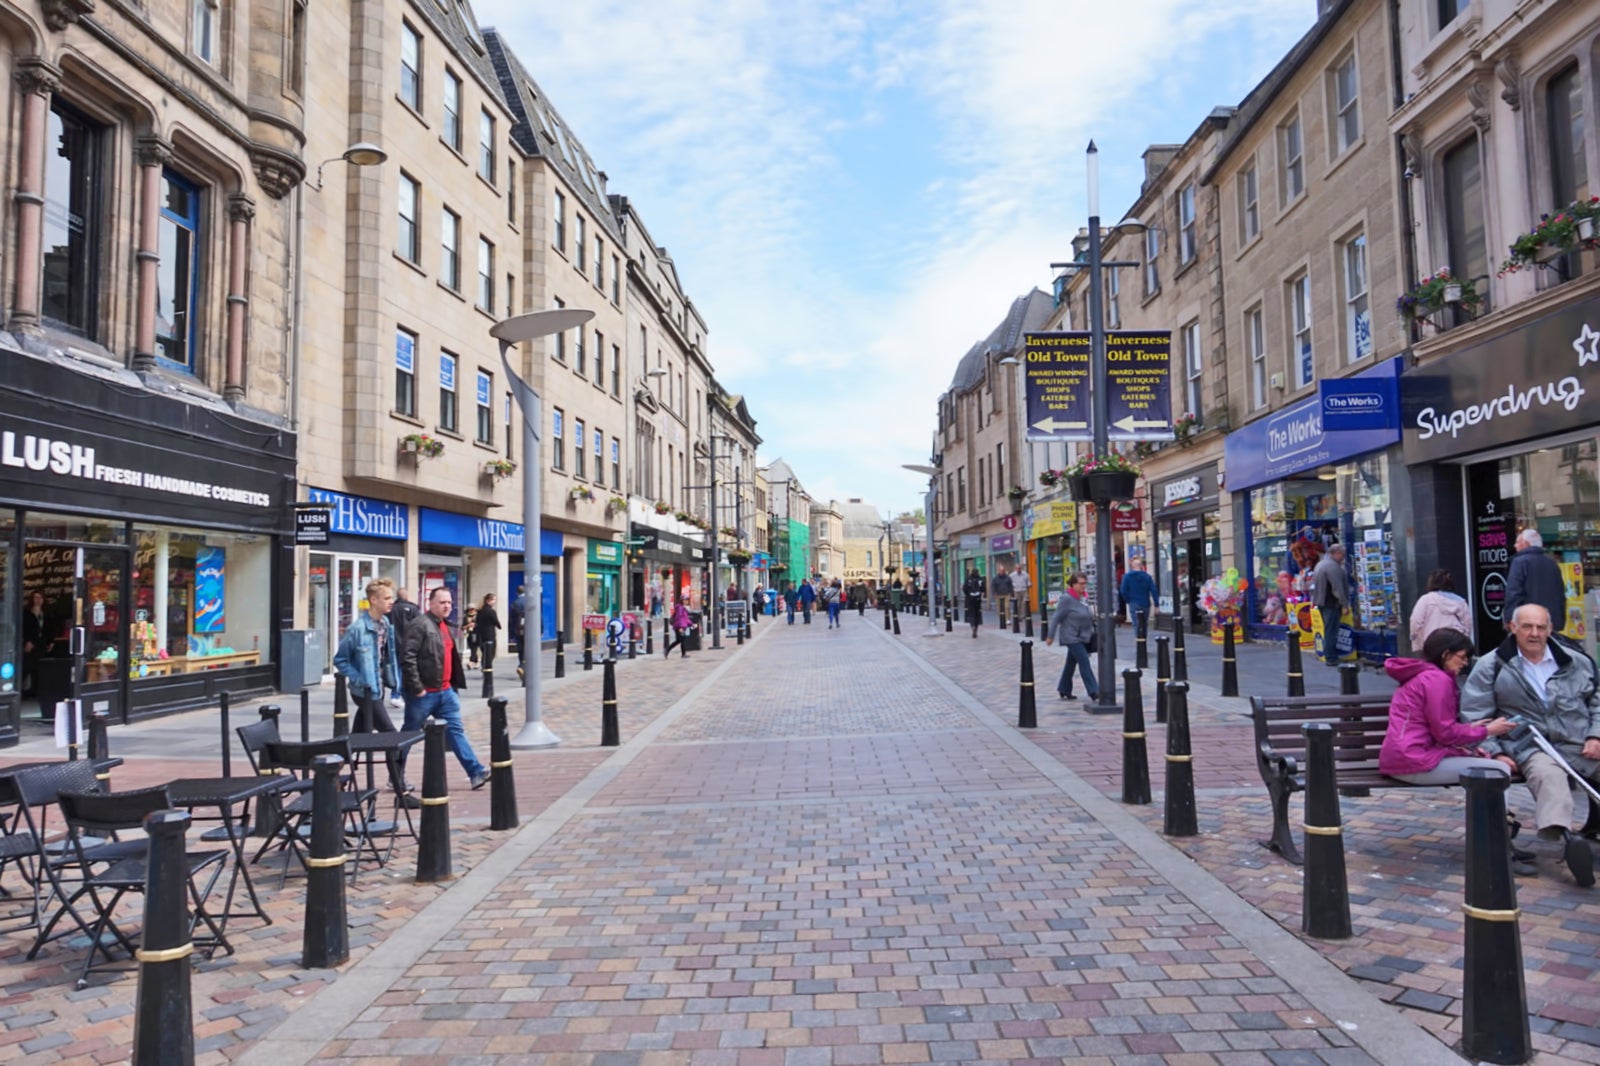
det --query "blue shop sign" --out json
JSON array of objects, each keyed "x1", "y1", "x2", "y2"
[
  {"x1": 306, "y1": 487, "x2": 408, "y2": 540},
  {"x1": 1319, "y1": 374, "x2": 1398, "y2": 432},
  {"x1": 1225, "y1": 357, "x2": 1402, "y2": 492},
  {"x1": 418, "y1": 507, "x2": 564, "y2": 555}
]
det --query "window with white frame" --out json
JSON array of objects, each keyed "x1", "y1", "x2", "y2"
[
  {"x1": 595, "y1": 240, "x2": 605, "y2": 292},
  {"x1": 1437, "y1": 0, "x2": 1467, "y2": 29},
  {"x1": 1246, "y1": 306, "x2": 1266, "y2": 410},
  {"x1": 610, "y1": 345, "x2": 621, "y2": 397},
  {"x1": 1182, "y1": 320, "x2": 1202, "y2": 419},
  {"x1": 1177, "y1": 183, "x2": 1197, "y2": 264},
  {"x1": 399, "y1": 22, "x2": 421, "y2": 110},
  {"x1": 1107, "y1": 267, "x2": 1121, "y2": 328},
  {"x1": 1239, "y1": 162, "x2": 1259, "y2": 244},
  {"x1": 552, "y1": 296, "x2": 566, "y2": 361},
  {"x1": 610, "y1": 437, "x2": 620, "y2": 489},
  {"x1": 475, "y1": 370, "x2": 493, "y2": 444},
  {"x1": 440, "y1": 207, "x2": 459, "y2": 289},
  {"x1": 575, "y1": 215, "x2": 587, "y2": 272},
  {"x1": 478, "y1": 109, "x2": 495, "y2": 182},
  {"x1": 442, "y1": 70, "x2": 462, "y2": 152},
  {"x1": 575, "y1": 319, "x2": 586, "y2": 375},
  {"x1": 593, "y1": 428, "x2": 602, "y2": 483},
  {"x1": 552, "y1": 190, "x2": 565, "y2": 252},
  {"x1": 397, "y1": 172, "x2": 419, "y2": 263},
  {"x1": 287, "y1": 0, "x2": 305, "y2": 94},
  {"x1": 507, "y1": 159, "x2": 516, "y2": 225},
  {"x1": 1342, "y1": 233, "x2": 1371, "y2": 363},
  {"x1": 194, "y1": 0, "x2": 220, "y2": 65},
  {"x1": 552, "y1": 408, "x2": 565, "y2": 470},
  {"x1": 1288, "y1": 272, "x2": 1313, "y2": 388},
  {"x1": 395, "y1": 328, "x2": 417, "y2": 418},
  {"x1": 594, "y1": 330, "x2": 604, "y2": 388},
  {"x1": 1280, "y1": 112, "x2": 1305, "y2": 203},
  {"x1": 438, "y1": 351, "x2": 458, "y2": 433},
  {"x1": 476, "y1": 237, "x2": 493, "y2": 310},
  {"x1": 573, "y1": 418, "x2": 586, "y2": 478},
  {"x1": 1332, "y1": 52, "x2": 1360, "y2": 156},
  {"x1": 611, "y1": 255, "x2": 621, "y2": 303},
  {"x1": 1144, "y1": 225, "x2": 1160, "y2": 295}
]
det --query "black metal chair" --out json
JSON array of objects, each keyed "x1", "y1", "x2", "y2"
[
  {"x1": 234, "y1": 717, "x2": 312, "y2": 862},
  {"x1": 262, "y1": 737, "x2": 388, "y2": 885},
  {"x1": 4, "y1": 761, "x2": 102, "y2": 944}
]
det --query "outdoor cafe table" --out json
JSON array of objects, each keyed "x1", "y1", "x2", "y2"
[
  {"x1": 347, "y1": 729, "x2": 426, "y2": 838},
  {"x1": 164, "y1": 775, "x2": 288, "y2": 931}
]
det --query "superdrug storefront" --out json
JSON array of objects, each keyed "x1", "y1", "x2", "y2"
[{"x1": 0, "y1": 354, "x2": 294, "y2": 745}]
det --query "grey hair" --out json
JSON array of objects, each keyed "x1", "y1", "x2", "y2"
[{"x1": 1520, "y1": 529, "x2": 1544, "y2": 548}]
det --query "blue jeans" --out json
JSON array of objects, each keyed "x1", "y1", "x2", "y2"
[
  {"x1": 402, "y1": 688, "x2": 486, "y2": 781},
  {"x1": 786, "y1": 602, "x2": 796, "y2": 624},
  {"x1": 827, "y1": 601, "x2": 841, "y2": 626},
  {"x1": 1057, "y1": 641, "x2": 1098, "y2": 698}
]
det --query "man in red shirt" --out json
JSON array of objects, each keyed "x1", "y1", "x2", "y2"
[{"x1": 400, "y1": 587, "x2": 489, "y2": 789}]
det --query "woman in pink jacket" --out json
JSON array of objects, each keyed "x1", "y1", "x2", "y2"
[
  {"x1": 1408, "y1": 569, "x2": 1475, "y2": 650},
  {"x1": 1381, "y1": 627, "x2": 1515, "y2": 783}
]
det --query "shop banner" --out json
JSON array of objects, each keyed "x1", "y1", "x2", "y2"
[
  {"x1": 1402, "y1": 295, "x2": 1600, "y2": 462},
  {"x1": 1224, "y1": 356, "x2": 1403, "y2": 491},
  {"x1": 1027, "y1": 500, "x2": 1077, "y2": 539},
  {"x1": 294, "y1": 505, "x2": 331, "y2": 545},
  {"x1": 419, "y1": 507, "x2": 524, "y2": 552},
  {"x1": 1110, "y1": 501, "x2": 1142, "y2": 531},
  {"x1": 991, "y1": 534, "x2": 1015, "y2": 551},
  {"x1": 1023, "y1": 331, "x2": 1174, "y2": 441},
  {"x1": 1320, "y1": 375, "x2": 1398, "y2": 431},
  {"x1": 587, "y1": 540, "x2": 622, "y2": 567},
  {"x1": 306, "y1": 487, "x2": 408, "y2": 540}
]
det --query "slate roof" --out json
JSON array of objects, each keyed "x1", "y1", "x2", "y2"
[
  {"x1": 945, "y1": 288, "x2": 1053, "y2": 394},
  {"x1": 409, "y1": 0, "x2": 511, "y2": 115}
]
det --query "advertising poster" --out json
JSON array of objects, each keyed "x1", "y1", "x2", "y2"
[{"x1": 194, "y1": 545, "x2": 226, "y2": 633}]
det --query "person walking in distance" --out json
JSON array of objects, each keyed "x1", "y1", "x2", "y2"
[
  {"x1": 798, "y1": 578, "x2": 817, "y2": 624},
  {"x1": 662, "y1": 597, "x2": 693, "y2": 658},
  {"x1": 474, "y1": 593, "x2": 502, "y2": 676},
  {"x1": 781, "y1": 581, "x2": 797, "y2": 625},
  {"x1": 1009, "y1": 566, "x2": 1031, "y2": 626},
  {"x1": 962, "y1": 567, "x2": 985, "y2": 638},
  {"x1": 401, "y1": 587, "x2": 490, "y2": 790},
  {"x1": 333, "y1": 578, "x2": 418, "y2": 807},
  {"x1": 509, "y1": 584, "x2": 527, "y2": 668},
  {"x1": 1409, "y1": 568, "x2": 1474, "y2": 649},
  {"x1": 1505, "y1": 528, "x2": 1568, "y2": 634},
  {"x1": 1311, "y1": 544, "x2": 1349, "y2": 665},
  {"x1": 822, "y1": 578, "x2": 843, "y2": 628},
  {"x1": 388, "y1": 588, "x2": 422, "y2": 708},
  {"x1": 1119, "y1": 558, "x2": 1157, "y2": 637},
  {"x1": 1044, "y1": 573, "x2": 1099, "y2": 701}
]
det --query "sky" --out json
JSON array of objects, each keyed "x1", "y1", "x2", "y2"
[{"x1": 473, "y1": 1, "x2": 1320, "y2": 519}]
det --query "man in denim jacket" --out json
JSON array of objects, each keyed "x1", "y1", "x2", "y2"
[{"x1": 333, "y1": 578, "x2": 417, "y2": 805}]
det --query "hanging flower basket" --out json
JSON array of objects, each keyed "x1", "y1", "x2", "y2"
[
  {"x1": 607, "y1": 495, "x2": 627, "y2": 512},
  {"x1": 653, "y1": 500, "x2": 671, "y2": 515},
  {"x1": 1396, "y1": 268, "x2": 1482, "y2": 321},
  {"x1": 1064, "y1": 452, "x2": 1141, "y2": 502},
  {"x1": 1500, "y1": 197, "x2": 1600, "y2": 274},
  {"x1": 483, "y1": 458, "x2": 516, "y2": 480},
  {"x1": 570, "y1": 485, "x2": 596, "y2": 503},
  {"x1": 1173, "y1": 411, "x2": 1200, "y2": 444},
  {"x1": 400, "y1": 433, "x2": 445, "y2": 459},
  {"x1": 726, "y1": 550, "x2": 752, "y2": 566}
]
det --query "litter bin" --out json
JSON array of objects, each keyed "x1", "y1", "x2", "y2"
[{"x1": 680, "y1": 611, "x2": 703, "y2": 652}]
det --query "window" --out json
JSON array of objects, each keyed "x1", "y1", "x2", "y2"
[
  {"x1": 1177, "y1": 183, "x2": 1197, "y2": 264},
  {"x1": 475, "y1": 370, "x2": 493, "y2": 444},
  {"x1": 575, "y1": 320, "x2": 586, "y2": 375},
  {"x1": 504, "y1": 392, "x2": 514, "y2": 461},
  {"x1": 1143, "y1": 225, "x2": 1160, "y2": 296},
  {"x1": 1437, "y1": 0, "x2": 1467, "y2": 30},
  {"x1": 397, "y1": 172, "x2": 419, "y2": 262},
  {"x1": 1280, "y1": 113, "x2": 1304, "y2": 203},
  {"x1": 1247, "y1": 306, "x2": 1266, "y2": 410},
  {"x1": 442, "y1": 69, "x2": 462, "y2": 151},
  {"x1": 194, "y1": 0, "x2": 219, "y2": 65},
  {"x1": 553, "y1": 190, "x2": 565, "y2": 252},
  {"x1": 594, "y1": 236, "x2": 605, "y2": 290},
  {"x1": 1239, "y1": 162, "x2": 1259, "y2": 244},
  {"x1": 395, "y1": 328, "x2": 417, "y2": 417},
  {"x1": 1182, "y1": 320, "x2": 1202, "y2": 418},
  {"x1": 552, "y1": 408, "x2": 565, "y2": 470},
  {"x1": 1288, "y1": 272, "x2": 1313, "y2": 389},
  {"x1": 1107, "y1": 267, "x2": 1121, "y2": 328},
  {"x1": 611, "y1": 255, "x2": 621, "y2": 303},
  {"x1": 593, "y1": 428, "x2": 602, "y2": 482},
  {"x1": 440, "y1": 207, "x2": 460, "y2": 289},
  {"x1": 476, "y1": 237, "x2": 493, "y2": 310},
  {"x1": 507, "y1": 159, "x2": 516, "y2": 225},
  {"x1": 287, "y1": 0, "x2": 306, "y2": 96},
  {"x1": 155, "y1": 169, "x2": 202, "y2": 369},
  {"x1": 1342, "y1": 233, "x2": 1371, "y2": 363},
  {"x1": 1548, "y1": 64, "x2": 1589, "y2": 208},
  {"x1": 42, "y1": 101, "x2": 103, "y2": 336},
  {"x1": 575, "y1": 215, "x2": 587, "y2": 272},
  {"x1": 573, "y1": 418, "x2": 586, "y2": 478},
  {"x1": 399, "y1": 22, "x2": 421, "y2": 110},
  {"x1": 610, "y1": 345, "x2": 620, "y2": 397},
  {"x1": 505, "y1": 272, "x2": 514, "y2": 317},
  {"x1": 957, "y1": 467, "x2": 967, "y2": 511},
  {"x1": 438, "y1": 351, "x2": 458, "y2": 432},
  {"x1": 1441, "y1": 136, "x2": 1487, "y2": 287},
  {"x1": 552, "y1": 296, "x2": 565, "y2": 361},
  {"x1": 610, "y1": 437, "x2": 620, "y2": 489},
  {"x1": 1332, "y1": 53, "x2": 1360, "y2": 155},
  {"x1": 594, "y1": 331, "x2": 604, "y2": 388},
  {"x1": 478, "y1": 109, "x2": 495, "y2": 182}
]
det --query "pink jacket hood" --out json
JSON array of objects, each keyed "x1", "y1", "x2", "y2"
[
  {"x1": 1379, "y1": 658, "x2": 1489, "y2": 776},
  {"x1": 1384, "y1": 657, "x2": 1431, "y2": 685}
]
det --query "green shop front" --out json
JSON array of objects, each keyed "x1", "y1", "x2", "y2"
[
  {"x1": 1023, "y1": 500, "x2": 1077, "y2": 610},
  {"x1": 586, "y1": 539, "x2": 623, "y2": 616}
]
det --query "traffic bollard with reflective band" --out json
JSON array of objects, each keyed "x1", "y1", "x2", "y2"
[
  {"x1": 883, "y1": 604, "x2": 891, "y2": 630},
  {"x1": 555, "y1": 630, "x2": 566, "y2": 678},
  {"x1": 945, "y1": 605, "x2": 953, "y2": 633},
  {"x1": 302, "y1": 754, "x2": 350, "y2": 969},
  {"x1": 1171, "y1": 619, "x2": 1188, "y2": 684},
  {"x1": 481, "y1": 664, "x2": 494, "y2": 699},
  {"x1": 1135, "y1": 611, "x2": 1148, "y2": 670},
  {"x1": 1012, "y1": 600, "x2": 1021, "y2": 634},
  {"x1": 488, "y1": 697, "x2": 519, "y2": 831},
  {"x1": 1301, "y1": 723, "x2": 1352, "y2": 939},
  {"x1": 1163, "y1": 681, "x2": 1198, "y2": 836},
  {"x1": 1287, "y1": 635, "x2": 1305, "y2": 697},
  {"x1": 601, "y1": 658, "x2": 620, "y2": 748},
  {"x1": 1340, "y1": 663, "x2": 1361, "y2": 695},
  {"x1": 1018, "y1": 640, "x2": 1037, "y2": 729},
  {"x1": 300, "y1": 687, "x2": 311, "y2": 742},
  {"x1": 133, "y1": 809, "x2": 196, "y2": 1065},
  {"x1": 644, "y1": 622, "x2": 653, "y2": 656},
  {"x1": 1460, "y1": 767, "x2": 1531, "y2": 1065},
  {"x1": 218, "y1": 691, "x2": 232, "y2": 777},
  {"x1": 332, "y1": 673, "x2": 350, "y2": 737},
  {"x1": 892, "y1": 609, "x2": 901, "y2": 636},
  {"x1": 582, "y1": 629, "x2": 594, "y2": 671},
  {"x1": 1221, "y1": 623, "x2": 1239, "y2": 697},
  {"x1": 629, "y1": 623, "x2": 639, "y2": 658},
  {"x1": 1024, "y1": 611, "x2": 1034, "y2": 639},
  {"x1": 415, "y1": 719, "x2": 453, "y2": 883},
  {"x1": 1121, "y1": 669, "x2": 1151, "y2": 805},
  {"x1": 1154, "y1": 636, "x2": 1171, "y2": 725}
]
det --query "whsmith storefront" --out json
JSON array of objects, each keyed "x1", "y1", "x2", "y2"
[
  {"x1": 1401, "y1": 291, "x2": 1600, "y2": 658},
  {"x1": 0, "y1": 356, "x2": 294, "y2": 745}
]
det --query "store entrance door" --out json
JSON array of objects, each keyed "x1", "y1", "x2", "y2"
[{"x1": 23, "y1": 540, "x2": 130, "y2": 725}]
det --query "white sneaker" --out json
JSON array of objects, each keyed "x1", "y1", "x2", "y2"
[{"x1": 388, "y1": 697, "x2": 403, "y2": 708}]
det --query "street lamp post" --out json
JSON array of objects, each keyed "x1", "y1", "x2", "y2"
[
  {"x1": 902, "y1": 463, "x2": 943, "y2": 637},
  {"x1": 492, "y1": 307, "x2": 595, "y2": 749},
  {"x1": 1084, "y1": 142, "x2": 1121, "y2": 715}
]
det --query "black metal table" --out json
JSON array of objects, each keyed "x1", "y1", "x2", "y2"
[
  {"x1": 165, "y1": 776, "x2": 288, "y2": 931},
  {"x1": 348, "y1": 730, "x2": 426, "y2": 842}
]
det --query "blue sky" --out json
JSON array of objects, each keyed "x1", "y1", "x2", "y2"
[{"x1": 474, "y1": 0, "x2": 1319, "y2": 518}]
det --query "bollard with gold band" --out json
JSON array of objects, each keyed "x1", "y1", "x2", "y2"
[
  {"x1": 1300, "y1": 723, "x2": 1351, "y2": 939},
  {"x1": 302, "y1": 753, "x2": 350, "y2": 968},
  {"x1": 1121, "y1": 668, "x2": 1151, "y2": 806}
]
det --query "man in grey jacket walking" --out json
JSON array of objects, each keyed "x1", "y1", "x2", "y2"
[{"x1": 1311, "y1": 544, "x2": 1348, "y2": 666}]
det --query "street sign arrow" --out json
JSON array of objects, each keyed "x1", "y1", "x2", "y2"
[
  {"x1": 1112, "y1": 415, "x2": 1171, "y2": 433},
  {"x1": 1032, "y1": 417, "x2": 1089, "y2": 433}
]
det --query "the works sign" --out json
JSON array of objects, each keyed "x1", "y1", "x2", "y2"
[{"x1": 1402, "y1": 297, "x2": 1600, "y2": 462}]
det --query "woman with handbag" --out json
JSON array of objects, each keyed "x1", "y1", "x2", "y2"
[
  {"x1": 1043, "y1": 573, "x2": 1099, "y2": 701},
  {"x1": 662, "y1": 597, "x2": 693, "y2": 659}
]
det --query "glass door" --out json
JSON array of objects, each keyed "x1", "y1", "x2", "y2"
[
  {"x1": 308, "y1": 552, "x2": 332, "y2": 673},
  {"x1": 335, "y1": 557, "x2": 378, "y2": 652}
]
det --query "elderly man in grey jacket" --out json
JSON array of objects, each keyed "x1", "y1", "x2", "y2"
[{"x1": 1461, "y1": 603, "x2": 1600, "y2": 886}]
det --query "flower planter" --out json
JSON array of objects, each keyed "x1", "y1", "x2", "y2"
[
  {"x1": 1443, "y1": 283, "x2": 1462, "y2": 304},
  {"x1": 1069, "y1": 471, "x2": 1138, "y2": 502},
  {"x1": 1535, "y1": 241, "x2": 1567, "y2": 265},
  {"x1": 1582, "y1": 217, "x2": 1596, "y2": 242},
  {"x1": 401, "y1": 439, "x2": 419, "y2": 453}
]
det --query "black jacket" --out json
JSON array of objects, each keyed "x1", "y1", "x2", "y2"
[
  {"x1": 474, "y1": 606, "x2": 501, "y2": 637},
  {"x1": 1504, "y1": 547, "x2": 1567, "y2": 628},
  {"x1": 390, "y1": 597, "x2": 422, "y2": 634},
  {"x1": 402, "y1": 613, "x2": 466, "y2": 695},
  {"x1": 962, "y1": 573, "x2": 985, "y2": 601}
]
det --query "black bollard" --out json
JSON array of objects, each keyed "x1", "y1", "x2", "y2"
[
  {"x1": 1340, "y1": 663, "x2": 1361, "y2": 695},
  {"x1": 1460, "y1": 767, "x2": 1531, "y2": 1064},
  {"x1": 643, "y1": 622, "x2": 652, "y2": 657},
  {"x1": 1155, "y1": 636, "x2": 1171, "y2": 725},
  {"x1": 1135, "y1": 611, "x2": 1149, "y2": 670},
  {"x1": 1024, "y1": 611, "x2": 1034, "y2": 639},
  {"x1": 1287, "y1": 635, "x2": 1305, "y2": 697},
  {"x1": 892, "y1": 610, "x2": 901, "y2": 636},
  {"x1": 997, "y1": 600, "x2": 1007, "y2": 631},
  {"x1": 883, "y1": 604, "x2": 891, "y2": 631},
  {"x1": 737, "y1": 619, "x2": 745, "y2": 645},
  {"x1": 1172, "y1": 619, "x2": 1188, "y2": 684},
  {"x1": 1221, "y1": 623, "x2": 1239, "y2": 697},
  {"x1": 1301, "y1": 723, "x2": 1352, "y2": 939},
  {"x1": 488, "y1": 697, "x2": 518, "y2": 831},
  {"x1": 332, "y1": 673, "x2": 350, "y2": 737},
  {"x1": 481, "y1": 664, "x2": 494, "y2": 699},
  {"x1": 1163, "y1": 681, "x2": 1198, "y2": 836},
  {"x1": 1012, "y1": 601, "x2": 1021, "y2": 635},
  {"x1": 945, "y1": 604, "x2": 953, "y2": 633},
  {"x1": 601, "y1": 658, "x2": 620, "y2": 747},
  {"x1": 415, "y1": 720, "x2": 452, "y2": 883},
  {"x1": 302, "y1": 754, "x2": 350, "y2": 969},
  {"x1": 88, "y1": 709, "x2": 110, "y2": 763},
  {"x1": 555, "y1": 630, "x2": 566, "y2": 678},
  {"x1": 1018, "y1": 640, "x2": 1037, "y2": 729},
  {"x1": 582, "y1": 629, "x2": 594, "y2": 671},
  {"x1": 218, "y1": 691, "x2": 232, "y2": 778},
  {"x1": 132, "y1": 810, "x2": 196, "y2": 1062},
  {"x1": 629, "y1": 622, "x2": 639, "y2": 659},
  {"x1": 1121, "y1": 669, "x2": 1151, "y2": 806},
  {"x1": 300, "y1": 687, "x2": 311, "y2": 742}
]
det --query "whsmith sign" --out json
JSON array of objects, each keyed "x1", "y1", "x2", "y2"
[{"x1": 1402, "y1": 300, "x2": 1600, "y2": 463}]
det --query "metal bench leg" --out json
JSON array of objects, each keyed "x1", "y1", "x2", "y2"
[{"x1": 1262, "y1": 778, "x2": 1303, "y2": 865}]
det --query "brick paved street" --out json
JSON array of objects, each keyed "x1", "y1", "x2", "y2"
[{"x1": 3, "y1": 613, "x2": 1595, "y2": 1063}]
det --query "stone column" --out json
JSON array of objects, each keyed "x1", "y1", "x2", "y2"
[
  {"x1": 132, "y1": 136, "x2": 173, "y2": 371},
  {"x1": 224, "y1": 194, "x2": 254, "y2": 402},
  {"x1": 9, "y1": 59, "x2": 61, "y2": 334}
]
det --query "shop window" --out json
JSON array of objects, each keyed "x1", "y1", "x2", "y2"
[
  {"x1": 42, "y1": 100, "x2": 103, "y2": 337},
  {"x1": 574, "y1": 418, "x2": 586, "y2": 478},
  {"x1": 1341, "y1": 232, "x2": 1371, "y2": 363},
  {"x1": 1440, "y1": 136, "x2": 1487, "y2": 289},
  {"x1": 126, "y1": 525, "x2": 274, "y2": 679},
  {"x1": 395, "y1": 327, "x2": 417, "y2": 417},
  {"x1": 478, "y1": 108, "x2": 495, "y2": 182},
  {"x1": 400, "y1": 21, "x2": 421, "y2": 111},
  {"x1": 442, "y1": 69, "x2": 462, "y2": 152},
  {"x1": 440, "y1": 206, "x2": 460, "y2": 290},
  {"x1": 1287, "y1": 272, "x2": 1313, "y2": 389},
  {"x1": 475, "y1": 370, "x2": 492, "y2": 444},
  {"x1": 155, "y1": 169, "x2": 203, "y2": 371},
  {"x1": 438, "y1": 351, "x2": 458, "y2": 433},
  {"x1": 552, "y1": 407, "x2": 565, "y2": 470}
]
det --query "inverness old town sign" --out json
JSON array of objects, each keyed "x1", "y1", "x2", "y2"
[{"x1": 1022, "y1": 331, "x2": 1174, "y2": 441}]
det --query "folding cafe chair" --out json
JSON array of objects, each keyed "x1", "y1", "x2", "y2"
[
  {"x1": 259, "y1": 737, "x2": 390, "y2": 885},
  {"x1": 0, "y1": 761, "x2": 101, "y2": 939}
]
